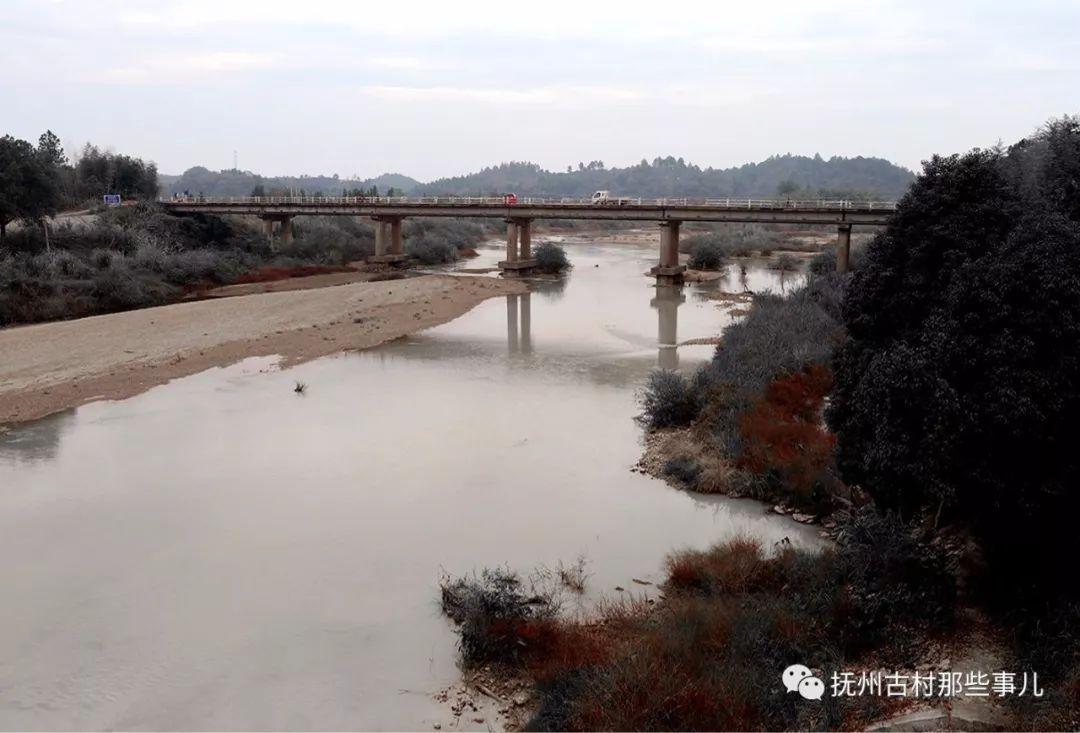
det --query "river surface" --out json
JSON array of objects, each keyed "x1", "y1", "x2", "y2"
[{"x1": 0, "y1": 236, "x2": 816, "y2": 731}]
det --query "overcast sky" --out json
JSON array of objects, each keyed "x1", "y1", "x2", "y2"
[{"x1": 2, "y1": 0, "x2": 1077, "y2": 180}]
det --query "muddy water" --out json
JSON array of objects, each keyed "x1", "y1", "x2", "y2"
[{"x1": 0, "y1": 238, "x2": 815, "y2": 731}]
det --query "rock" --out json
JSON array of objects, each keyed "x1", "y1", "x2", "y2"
[
  {"x1": 772, "y1": 504, "x2": 788, "y2": 515},
  {"x1": 791, "y1": 512, "x2": 816, "y2": 524},
  {"x1": 513, "y1": 692, "x2": 529, "y2": 707}
]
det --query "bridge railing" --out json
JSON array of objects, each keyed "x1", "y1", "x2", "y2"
[{"x1": 160, "y1": 195, "x2": 897, "y2": 211}]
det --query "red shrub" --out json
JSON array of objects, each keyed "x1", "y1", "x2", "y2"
[{"x1": 737, "y1": 363, "x2": 837, "y2": 498}]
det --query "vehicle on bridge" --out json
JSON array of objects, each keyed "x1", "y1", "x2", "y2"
[
  {"x1": 591, "y1": 190, "x2": 634, "y2": 206},
  {"x1": 502, "y1": 193, "x2": 518, "y2": 205}
]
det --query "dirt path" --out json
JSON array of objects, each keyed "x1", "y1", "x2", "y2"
[{"x1": 0, "y1": 274, "x2": 526, "y2": 425}]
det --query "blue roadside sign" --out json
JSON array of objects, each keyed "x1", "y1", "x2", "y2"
[{"x1": 103, "y1": 194, "x2": 121, "y2": 206}]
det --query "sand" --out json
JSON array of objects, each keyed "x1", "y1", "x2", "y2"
[{"x1": 0, "y1": 274, "x2": 526, "y2": 425}]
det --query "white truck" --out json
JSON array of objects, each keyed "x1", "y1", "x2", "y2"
[{"x1": 591, "y1": 190, "x2": 635, "y2": 205}]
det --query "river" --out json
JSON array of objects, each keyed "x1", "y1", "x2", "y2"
[{"x1": 0, "y1": 235, "x2": 818, "y2": 730}]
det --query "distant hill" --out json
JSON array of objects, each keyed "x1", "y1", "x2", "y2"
[
  {"x1": 415, "y1": 155, "x2": 915, "y2": 199},
  {"x1": 160, "y1": 154, "x2": 915, "y2": 200},
  {"x1": 161, "y1": 167, "x2": 420, "y2": 197}
]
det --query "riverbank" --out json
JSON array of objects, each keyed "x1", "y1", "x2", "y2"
[{"x1": 0, "y1": 273, "x2": 526, "y2": 425}]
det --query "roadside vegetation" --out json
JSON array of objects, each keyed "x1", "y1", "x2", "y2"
[
  {"x1": 0, "y1": 131, "x2": 491, "y2": 325},
  {"x1": 440, "y1": 116, "x2": 1080, "y2": 730},
  {"x1": 0, "y1": 204, "x2": 382, "y2": 325}
]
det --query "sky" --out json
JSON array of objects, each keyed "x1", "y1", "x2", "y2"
[{"x1": 2, "y1": 0, "x2": 1078, "y2": 180}]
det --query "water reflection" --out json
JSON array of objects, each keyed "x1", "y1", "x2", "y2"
[
  {"x1": 505, "y1": 293, "x2": 533, "y2": 354},
  {"x1": 0, "y1": 409, "x2": 75, "y2": 466},
  {"x1": 651, "y1": 285, "x2": 685, "y2": 370}
]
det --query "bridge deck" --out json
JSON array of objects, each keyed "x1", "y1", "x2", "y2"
[{"x1": 161, "y1": 196, "x2": 895, "y2": 226}]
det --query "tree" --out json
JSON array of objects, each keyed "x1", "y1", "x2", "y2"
[
  {"x1": 828, "y1": 120, "x2": 1080, "y2": 588},
  {"x1": 37, "y1": 130, "x2": 67, "y2": 168},
  {"x1": 0, "y1": 134, "x2": 60, "y2": 241}
]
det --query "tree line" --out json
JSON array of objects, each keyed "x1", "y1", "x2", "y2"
[
  {"x1": 414, "y1": 154, "x2": 916, "y2": 199},
  {"x1": 0, "y1": 131, "x2": 158, "y2": 240}
]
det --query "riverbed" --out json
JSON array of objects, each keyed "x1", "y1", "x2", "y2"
[{"x1": 0, "y1": 237, "x2": 816, "y2": 730}]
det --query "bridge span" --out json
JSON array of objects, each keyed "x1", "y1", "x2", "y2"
[{"x1": 161, "y1": 196, "x2": 896, "y2": 282}]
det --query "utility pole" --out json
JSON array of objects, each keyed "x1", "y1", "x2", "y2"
[{"x1": 233, "y1": 149, "x2": 238, "y2": 171}]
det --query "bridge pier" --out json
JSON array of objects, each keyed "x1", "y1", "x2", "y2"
[
  {"x1": 650, "y1": 220, "x2": 686, "y2": 285},
  {"x1": 499, "y1": 219, "x2": 537, "y2": 277},
  {"x1": 370, "y1": 217, "x2": 409, "y2": 265},
  {"x1": 260, "y1": 216, "x2": 294, "y2": 246},
  {"x1": 836, "y1": 224, "x2": 852, "y2": 273}
]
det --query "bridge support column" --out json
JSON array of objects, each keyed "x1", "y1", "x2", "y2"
[
  {"x1": 374, "y1": 219, "x2": 387, "y2": 256},
  {"x1": 370, "y1": 217, "x2": 409, "y2": 265},
  {"x1": 260, "y1": 216, "x2": 293, "y2": 247},
  {"x1": 836, "y1": 224, "x2": 852, "y2": 273},
  {"x1": 519, "y1": 219, "x2": 532, "y2": 260},
  {"x1": 650, "y1": 220, "x2": 685, "y2": 285},
  {"x1": 499, "y1": 219, "x2": 537, "y2": 278}
]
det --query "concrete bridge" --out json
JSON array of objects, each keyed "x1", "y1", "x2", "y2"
[{"x1": 161, "y1": 196, "x2": 896, "y2": 282}]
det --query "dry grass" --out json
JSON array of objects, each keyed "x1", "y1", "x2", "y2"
[{"x1": 638, "y1": 428, "x2": 738, "y2": 494}]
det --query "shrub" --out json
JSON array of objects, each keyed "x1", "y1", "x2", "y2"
[
  {"x1": 638, "y1": 369, "x2": 701, "y2": 429},
  {"x1": 534, "y1": 241, "x2": 570, "y2": 273},
  {"x1": 406, "y1": 235, "x2": 459, "y2": 264},
  {"x1": 662, "y1": 456, "x2": 701, "y2": 487},
  {"x1": 695, "y1": 283, "x2": 844, "y2": 453},
  {"x1": 771, "y1": 252, "x2": 799, "y2": 271},
  {"x1": 0, "y1": 205, "x2": 390, "y2": 324},
  {"x1": 688, "y1": 238, "x2": 727, "y2": 270},
  {"x1": 680, "y1": 229, "x2": 778, "y2": 257},
  {"x1": 439, "y1": 568, "x2": 559, "y2": 666},
  {"x1": 808, "y1": 249, "x2": 834, "y2": 275},
  {"x1": 737, "y1": 364, "x2": 838, "y2": 510},
  {"x1": 472, "y1": 529, "x2": 956, "y2": 731},
  {"x1": 833, "y1": 507, "x2": 956, "y2": 655}
]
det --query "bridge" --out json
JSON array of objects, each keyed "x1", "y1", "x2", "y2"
[{"x1": 161, "y1": 196, "x2": 896, "y2": 282}]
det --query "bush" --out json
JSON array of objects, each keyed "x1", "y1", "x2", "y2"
[
  {"x1": 288, "y1": 218, "x2": 372, "y2": 264},
  {"x1": 695, "y1": 282, "x2": 844, "y2": 454},
  {"x1": 770, "y1": 252, "x2": 799, "y2": 271},
  {"x1": 406, "y1": 235, "x2": 459, "y2": 264},
  {"x1": 0, "y1": 205, "x2": 392, "y2": 324},
  {"x1": 808, "y1": 249, "x2": 834, "y2": 275},
  {"x1": 680, "y1": 229, "x2": 778, "y2": 257},
  {"x1": 833, "y1": 507, "x2": 956, "y2": 654},
  {"x1": 442, "y1": 528, "x2": 956, "y2": 731},
  {"x1": 688, "y1": 238, "x2": 727, "y2": 270},
  {"x1": 439, "y1": 568, "x2": 559, "y2": 667},
  {"x1": 737, "y1": 364, "x2": 838, "y2": 511},
  {"x1": 638, "y1": 370, "x2": 701, "y2": 429},
  {"x1": 828, "y1": 118, "x2": 1080, "y2": 590},
  {"x1": 534, "y1": 241, "x2": 570, "y2": 273},
  {"x1": 662, "y1": 456, "x2": 701, "y2": 487}
]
